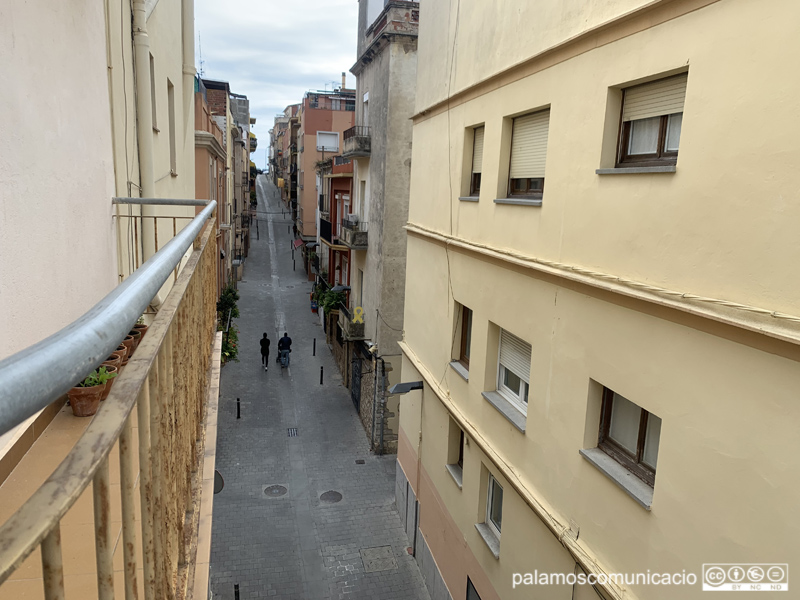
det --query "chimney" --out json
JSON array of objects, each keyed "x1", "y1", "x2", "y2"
[{"x1": 341, "y1": 72, "x2": 346, "y2": 89}]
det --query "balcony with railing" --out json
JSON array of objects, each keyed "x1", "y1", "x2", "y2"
[
  {"x1": 338, "y1": 303, "x2": 366, "y2": 341},
  {"x1": 342, "y1": 126, "x2": 371, "y2": 158},
  {"x1": 340, "y1": 217, "x2": 368, "y2": 249},
  {"x1": 0, "y1": 200, "x2": 221, "y2": 600}
]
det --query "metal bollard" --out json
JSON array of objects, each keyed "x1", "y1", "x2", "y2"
[
  {"x1": 236, "y1": 398, "x2": 240, "y2": 419},
  {"x1": 313, "y1": 338, "x2": 316, "y2": 356},
  {"x1": 293, "y1": 259, "x2": 295, "y2": 271},
  {"x1": 320, "y1": 366, "x2": 324, "y2": 385},
  {"x1": 235, "y1": 584, "x2": 240, "y2": 600}
]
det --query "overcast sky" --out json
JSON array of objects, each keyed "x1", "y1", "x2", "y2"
[{"x1": 195, "y1": 0, "x2": 359, "y2": 169}]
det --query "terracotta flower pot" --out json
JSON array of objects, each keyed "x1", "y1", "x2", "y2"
[
  {"x1": 133, "y1": 323, "x2": 149, "y2": 342},
  {"x1": 114, "y1": 345, "x2": 128, "y2": 365},
  {"x1": 102, "y1": 353, "x2": 122, "y2": 372},
  {"x1": 128, "y1": 329, "x2": 143, "y2": 354},
  {"x1": 68, "y1": 383, "x2": 106, "y2": 417},
  {"x1": 121, "y1": 336, "x2": 135, "y2": 365},
  {"x1": 100, "y1": 366, "x2": 118, "y2": 401}
]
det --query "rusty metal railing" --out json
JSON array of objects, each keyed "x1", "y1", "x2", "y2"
[{"x1": 0, "y1": 201, "x2": 220, "y2": 599}]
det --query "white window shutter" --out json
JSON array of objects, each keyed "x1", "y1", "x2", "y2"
[
  {"x1": 509, "y1": 110, "x2": 550, "y2": 179},
  {"x1": 622, "y1": 73, "x2": 688, "y2": 122},
  {"x1": 316, "y1": 131, "x2": 339, "y2": 152},
  {"x1": 499, "y1": 330, "x2": 531, "y2": 383},
  {"x1": 472, "y1": 127, "x2": 485, "y2": 174}
]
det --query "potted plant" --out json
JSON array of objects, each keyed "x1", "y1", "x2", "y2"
[
  {"x1": 133, "y1": 315, "x2": 149, "y2": 342},
  {"x1": 120, "y1": 335, "x2": 135, "y2": 365},
  {"x1": 100, "y1": 365, "x2": 119, "y2": 401},
  {"x1": 68, "y1": 367, "x2": 117, "y2": 417},
  {"x1": 128, "y1": 328, "x2": 143, "y2": 353}
]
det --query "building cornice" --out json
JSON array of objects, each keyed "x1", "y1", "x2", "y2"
[
  {"x1": 405, "y1": 222, "x2": 800, "y2": 349},
  {"x1": 351, "y1": 31, "x2": 418, "y2": 76},
  {"x1": 412, "y1": 0, "x2": 721, "y2": 123},
  {"x1": 194, "y1": 130, "x2": 226, "y2": 161},
  {"x1": 398, "y1": 339, "x2": 627, "y2": 600}
]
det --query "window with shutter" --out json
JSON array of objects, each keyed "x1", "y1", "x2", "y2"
[
  {"x1": 508, "y1": 109, "x2": 549, "y2": 199},
  {"x1": 498, "y1": 329, "x2": 531, "y2": 413},
  {"x1": 470, "y1": 127, "x2": 484, "y2": 195},
  {"x1": 617, "y1": 73, "x2": 687, "y2": 167},
  {"x1": 316, "y1": 131, "x2": 339, "y2": 152}
]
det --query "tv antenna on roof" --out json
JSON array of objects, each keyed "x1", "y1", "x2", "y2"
[{"x1": 198, "y1": 33, "x2": 205, "y2": 76}]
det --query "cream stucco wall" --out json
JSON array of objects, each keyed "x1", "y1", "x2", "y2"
[
  {"x1": 401, "y1": 0, "x2": 800, "y2": 598},
  {"x1": 0, "y1": 0, "x2": 117, "y2": 360},
  {"x1": 107, "y1": 0, "x2": 195, "y2": 287}
]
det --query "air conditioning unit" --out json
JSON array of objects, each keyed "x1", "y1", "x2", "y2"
[{"x1": 347, "y1": 214, "x2": 359, "y2": 223}]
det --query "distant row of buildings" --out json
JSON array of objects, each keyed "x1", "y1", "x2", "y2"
[
  {"x1": 269, "y1": 1, "x2": 420, "y2": 458},
  {"x1": 276, "y1": 1, "x2": 799, "y2": 600}
]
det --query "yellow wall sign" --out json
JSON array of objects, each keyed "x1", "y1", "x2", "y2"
[{"x1": 353, "y1": 307, "x2": 365, "y2": 323}]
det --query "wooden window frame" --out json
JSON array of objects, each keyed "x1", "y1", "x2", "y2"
[
  {"x1": 486, "y1": 475, "x2": 503, "y2": 538},
  {"x1": 507, "y1": 176, "x2": 544, "y2": 199},
  {"x1": 616, "y1": 111, "x2": 680, "y2": 168},
  {"x1": 459, "y1": 306, "x2": 472, "y2": 368},
  {"x1": 470, "y1": 172, "x2": 481, "y2": 196},
  {"x1": 598, "y1": 387, "x2": 657, "y2": 486}
]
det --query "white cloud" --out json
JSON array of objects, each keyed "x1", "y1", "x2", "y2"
[{"x1": 195, "y1": 0, "x2": 358, "y2": 168}]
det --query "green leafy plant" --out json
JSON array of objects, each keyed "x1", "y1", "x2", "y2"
[
  {"x1": 220, "y1": 323, "x2": 240, "y2": 364},
  {"x1": 319, "y1": 290, "x2": 346, "y2": 313},
  {"x1": 77, "y1": 367, "x2": 117, "y2": 388},
  {"x1": 136, "y1": 315, "x2": 146, "y2": 325},
  {"x1": 217, "y1": 284, "x2": 240, "y2": 322}
]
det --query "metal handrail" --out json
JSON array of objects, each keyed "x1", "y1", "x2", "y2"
[
  {"x1": 0, "y1": 200, "x2": 217, "y2": 437},
  {"x1": 343, "y1": 126, "x2": 371, "y2": 141}
]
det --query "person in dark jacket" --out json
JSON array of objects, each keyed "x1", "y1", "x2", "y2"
[
  {"x1": 277, "y1": 332, "x2": 292, "y2": 366},
  {"x1": 260, "y1": 333, "x2": 270, "y2": 371}
]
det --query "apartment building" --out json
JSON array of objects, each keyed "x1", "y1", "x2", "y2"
[
  {"x1": 396, "y1": 1, "x2": 800, "y2": 599},
  {"x1": 295, "y1": 83, "x2": 355, "y2": 240},
  {"x1": 204, "y1": 79, "x2": 254, "y2": 278},
  {"x1": 0, "y1": 1, "x2": 220, "y2": 598},
  {"x1": 330, "y1": 0, "x2": 419, "y2": 452},
  {"x1": 195, "y1": 76, "x2": 230, "y2": 295},
  {"x1": 270, "y1": 104, "x2": 301, "y2": 220}
]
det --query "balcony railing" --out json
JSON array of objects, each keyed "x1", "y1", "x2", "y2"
[
  {"x1": 0, "y1": 199, "x2": 221, "y2": 600},
  {"x1": 341, "y1": 218, "x2": 368, "y2": 249},
  {"x1": 339, "y1": 302, "x2": 366, "y2": 340},
  {"x1": 342, "y1": 126, "x2": 371, "y2": 157}
]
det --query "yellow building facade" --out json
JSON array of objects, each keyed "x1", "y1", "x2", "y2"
[{"x1": 397, "y1": 1, "x2": 800, "y2": 599}]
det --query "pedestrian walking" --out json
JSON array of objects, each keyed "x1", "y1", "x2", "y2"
[
  {"x1": 260, "y1": 333, "x2": 270, "y2": 371},
  {"x1": 277, "y1": 331, "x2": 292, "y2": 366}
]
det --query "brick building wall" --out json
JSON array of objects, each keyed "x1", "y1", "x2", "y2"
[{"x1": 206, "y1": 88, "x2": 227, "y2": 116}]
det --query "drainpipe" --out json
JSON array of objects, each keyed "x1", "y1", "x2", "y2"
[
  {"x1": 132, "y1": 0, "x2": 167, "y2": 308},
  {"x1": 370, "y1": 352, "x2": 378, "y2": 449},
  {"x1": 182, "y1": 0, "x2": 195, "y2": 175}
]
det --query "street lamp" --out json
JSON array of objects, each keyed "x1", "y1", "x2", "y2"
[{"x1": 387, "y1": 381, "x2": 424, "y2": 395}]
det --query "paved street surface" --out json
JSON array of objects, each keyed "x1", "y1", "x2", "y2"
[{"x1": 209, "y1": 176, "x2": 430, "y2": 600}]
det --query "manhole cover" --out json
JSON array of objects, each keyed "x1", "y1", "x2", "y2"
[
  {"x1": 360, "y1": 546, "x2": 398, "y2": 573},
  {"x1": 285, "y1": 285, "x2": 295, "y2": 289},
  {"x1": 320, "y1": 491, "x2": 342, "y2": 503},
  {"x1": 355, "y1": 460, "x2": 365, "y2": 465},
  {"x1": 288, "y1": 428, "x2": 298, "y2": 437},
  {"x1": 263, "y1": 485, "x2": 287, "y2": 497}
]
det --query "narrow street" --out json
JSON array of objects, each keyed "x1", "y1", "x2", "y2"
[{"x1": 209, "y1": 176, "x2": 429, "y2": 600}]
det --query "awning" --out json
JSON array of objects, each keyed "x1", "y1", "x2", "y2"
[{"x1": 292, "y1": 239, "x2": 303, "y2": 249}]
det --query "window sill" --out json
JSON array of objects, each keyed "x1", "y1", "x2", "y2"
[
  {"x1": 449, "y1": 361, "x2": 469, "y2": 382},
  {"x1": 474, "y1": 523, "x2": 500, "y2": 559},
  {"x1": 494, "y1": 198, "x2": 542, "y2": 207},
  {"x1": 579, "y1": 448, "x2": 653, "y2": 510},
  {"x1": 445, "y1": 464, "x2": 463, "y2": 489},
  {"x1": 595, "y1": 166, "x2": 676, "y2": 175},
  {"x1": 481, "y1": 391, "x2": 526, "y2": 433},
  {"x1": 458, "y1": 196, "x2": 479, "y2": 202}
]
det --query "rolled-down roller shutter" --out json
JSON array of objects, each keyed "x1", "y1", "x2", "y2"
[
  {"x1": 499, "y1": 329, "x2": 531, "y2": 383},
  {"x1": 509, "y1": 109, "x2": 550, "y2": 179},
  {"x1": 622, "y1": 73, "x2": 688, "y2": 122},
  {"x1": 472, "y1": 126, "x2": 485, "y2": 174}
]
